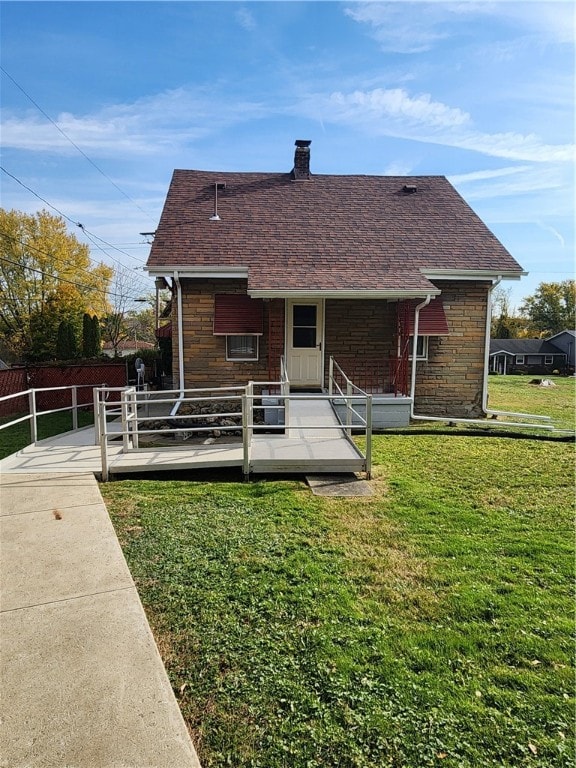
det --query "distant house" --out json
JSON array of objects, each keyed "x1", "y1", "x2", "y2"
[
  {"x1": 146, "y1": 140, "x2": 525, "y2": 419},
  {"x1": 489, "y1": 336, "x2": 571, "y2": 375},
  {"x1": 102, "y1": 340, "x2": 155, "y2": 358},
  {"x1": 547, "y1": 330, "x2": 575, "y2": 369}
]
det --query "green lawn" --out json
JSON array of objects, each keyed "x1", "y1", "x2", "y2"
[
  {"x1": 487, "y1": 375, "x2": 575, "y2": 431},
  {"x1": 0, "y1": 409, "x2": 94, "y2": 460},
  {"x1": 102, "y1": 377, "x2": 575, "y2": 768}
]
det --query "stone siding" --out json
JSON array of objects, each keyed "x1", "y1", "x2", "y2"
[
  {"x1": 413, "y1": 280, "x2": 490, "y2": 417},
  {"x1": 173, "y1": 280, "x2": 491, "y2": 417},
  {"x1": 324, "y1": 299, "x2": 397, "y2": 360},
  {"x1": 172, "y1": 279, "x2": 271, "y2": 389}
]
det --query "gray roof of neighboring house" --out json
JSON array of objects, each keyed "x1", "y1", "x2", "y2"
[
  {"x1": 490, "y1": 339, "x2": 564, "y2": 356},
  {"x1": 547, "y1": 329, "x2": 576, "y2": 341}
]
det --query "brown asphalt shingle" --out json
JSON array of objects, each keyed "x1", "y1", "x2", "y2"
[{"x1": 146, "y1": 170, "x2": 524, "y2": 293}]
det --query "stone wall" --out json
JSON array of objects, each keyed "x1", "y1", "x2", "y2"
[
  {"x1": 413, "y1": 280, "x2": 491, "y2": 417},
  {"x1": 324, "y1": 299, "x2": 397, "y2": 359},
  {"x1": 173, "y1": 279, "x2": 491, "y2": 417},
  {"x1": 173, "y1": 279, "x2": 271, "y2": 389}
]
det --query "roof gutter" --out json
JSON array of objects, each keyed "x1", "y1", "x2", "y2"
[
  {"x1": 248, "y1": 288, "x2": 441, "y2": 300},
  {"x1": 408, "y1": 279, "x2": 556, "y2": 431},
  {"x1": 170, "y1": 270, "x2": 185, "y2": 417}
]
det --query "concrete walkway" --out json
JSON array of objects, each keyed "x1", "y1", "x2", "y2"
[{"x1": 0, "y1": 471, "x2": 200, "y2": 768}]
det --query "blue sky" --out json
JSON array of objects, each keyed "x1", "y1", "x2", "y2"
[{"x1": 1, "y1": 0, "x2": 574, "y2": 308}]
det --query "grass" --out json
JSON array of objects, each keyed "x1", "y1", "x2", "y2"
[
  {"x1": 101, "y1": 377, "x2": 575, "y2": 768},
  {"x1": 0, "y1": 408, "x2": 94, "y2": 460},
  {"x1": 487, "y1": 375, "x2": 575, "y2": 431}
]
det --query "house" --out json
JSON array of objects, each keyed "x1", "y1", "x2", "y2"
[
  {"x1": 145, "y1": 140, "x2": 525, "y2": 422},
  {"x1": 490, "y1": 335, "x2": 571, "y2": 375},
  {"x1": 547, "y1": 330, "x2": 575, "y2": 370}
]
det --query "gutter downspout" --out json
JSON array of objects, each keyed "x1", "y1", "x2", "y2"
[
  {"x1": 170, "y1": 270, "x2": 185, "y2": 417},
  {"x1": 408, "y1": 295, "x2": 432, "y2": 408},
  {"x1": 481, "y1": 276, "x2": 502, "y2": 415},
  {"x1": 408, "y1": 282, "x2": 556, "y2": 432}
]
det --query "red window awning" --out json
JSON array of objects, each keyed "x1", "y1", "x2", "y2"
[
  {"x1": 155, "y1": 322, "x2": 172, "y2": 339},
  {"x1": 405, "y1": 298, "x2": 450, "y2": 335},
  {"x1": 213, "y1": 294, "x2": 264, "y2": 335}
]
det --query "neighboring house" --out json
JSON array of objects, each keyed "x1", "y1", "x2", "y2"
[
  {"x1": 102, "y1": 340, "x2": 155, "y2": 358},
  {"x1": 145, "y1": 140, "x2": 525, "y2": 419},
  {"x1": 490, "y1": 335, "x2": 571, "y2": 375},
  {"x1": 547, "y1": 330, "x2": 575, "y2": 370}
]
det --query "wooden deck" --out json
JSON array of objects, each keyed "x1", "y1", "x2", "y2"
[{"x1": 0, "y1": 398, "x2": 366, "y2": 478}]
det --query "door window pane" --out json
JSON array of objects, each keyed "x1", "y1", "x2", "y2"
[
  {"x1": 293, "y1": 305, "x2": 316, "y2": 326},
  {"x1": 293, "y1": 327, "x2": 316, "y2": 348}
]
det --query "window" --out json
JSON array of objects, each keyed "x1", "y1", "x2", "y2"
[
  {"x1": 292, "y1": 304, "x2": 317, "y2": 348},
  {"x1": 515, "y1": 355, "x2": 525, "y2": 365},
  {"x1": 544, "y1": 355, "x2": 553, "y2": 365},
  {"x1": 226, "y1": 335, "x2": 259, "y2": 361},
  {"x1": 408, "y1": 335, "x2": 428, "y2": 361}
]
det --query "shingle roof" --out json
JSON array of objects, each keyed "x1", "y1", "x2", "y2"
[
  {"x1": 147, "y1": 168, "x2": 524, "y2": 294},
  {"x1": 489, "y1": 339, "x2": 563, "y2": 355}
]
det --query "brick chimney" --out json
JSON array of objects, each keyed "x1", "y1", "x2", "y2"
[{"x1": 292, "y1": 139, "x2": 311, "y2": 179}]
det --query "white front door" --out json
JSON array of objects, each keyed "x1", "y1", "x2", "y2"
[{"x1": 286, "y1": 300, "x2": 324, "y2": 388}]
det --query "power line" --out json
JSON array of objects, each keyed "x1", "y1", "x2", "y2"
[
  {"x1": 0, "y1": 234, "x2": 150, "y2": 303},
  {"x1": 0, "y1": 165, "x2": 146, "y2": 268},
  {"x1": 0, "y1": 65, "x2": 155, "y2": 221}
]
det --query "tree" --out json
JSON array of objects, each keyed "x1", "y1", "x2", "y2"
[
  {"x1": 82, "y1": 313, "x2": 101, "y2": 358},
  {"x1": 92, "y1": 314, "x2": 101, "y2": 355},
  {"x1": 56, "y1": 320, "x2": 77, "y2": 360},
  {"x1": 27, "y1": 284, "x2": 85, "y2": 361},
  {"x1": 101, "y1": 266, "x2": 142, "y2": 355},
  {"x1": 519, "y1": 280, "x2": 576, "y2": 336},
  {"x1": 0, "y1": 208, "x2": 113, "y2": 361},
  {"x1": 490, "y1": 286, "x2": 531, "y2": 339}
]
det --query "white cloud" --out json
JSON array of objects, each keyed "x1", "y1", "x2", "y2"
[
  {"x1": 449, "y1": 166, "x2": 532, "y2": 184},
  {"x1": 535, "y1": 221, "x2": 566, "y2": 248},
  {"x1": 236, "y1": 7, "x2": 256, "y2": 32},
  {"x1": 344, "y1": 3, "x2": 451, "y2": 53},
  {"x1": 345, "y1": 1, "x2": 575, "y2": 51},
  {"x1": 0, "y1": 88, "x2": 268, "y2": 157},
  {"x1": 327, "y1": 88, "x2": 471, "y2": 129},
  {"x1": 448, "y1": 163, "x2": 567, "y2": 200},
  {"x1": 382, "y1": 160, "x2": 416, "y2": 176},
  {"x1": 298, "y1": 87, "x2": 575, "y2": 164}
]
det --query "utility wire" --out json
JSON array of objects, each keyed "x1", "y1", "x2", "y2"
[
  {"x1": 0, "y1": 235, "x2": 150, "y2": 303},
  {"x1": 0, "y1": 65, "x2": 155, "y2": 221},
  {"x1": 0, "y1": 166, "x2": 146, "y2": 267}
]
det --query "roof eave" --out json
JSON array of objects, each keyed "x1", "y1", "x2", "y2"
[
  {"x1": 146, "y1": 266, "x2": 249, "y2": 279},
  {"x1": 422, "y1": 269, "x2": 527, "y2": 281},
  {"x1": 247, "y1": 288, "x2": 441, "y2": 299}
]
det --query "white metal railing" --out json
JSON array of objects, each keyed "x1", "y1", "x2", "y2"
[
  {"x1": 328, "y1": 357, "x2": 373, "y2": 474},
  {"x1": 0, "y1": 384, "x2": 100, "y2": 445},
  {"x1": 95, "y1": 370, "x2": 374, "y2": 480}
]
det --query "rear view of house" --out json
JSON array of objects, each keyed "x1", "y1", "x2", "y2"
[{"x1": 146, "y1": 141, "x2": 525, "y2": 423}]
